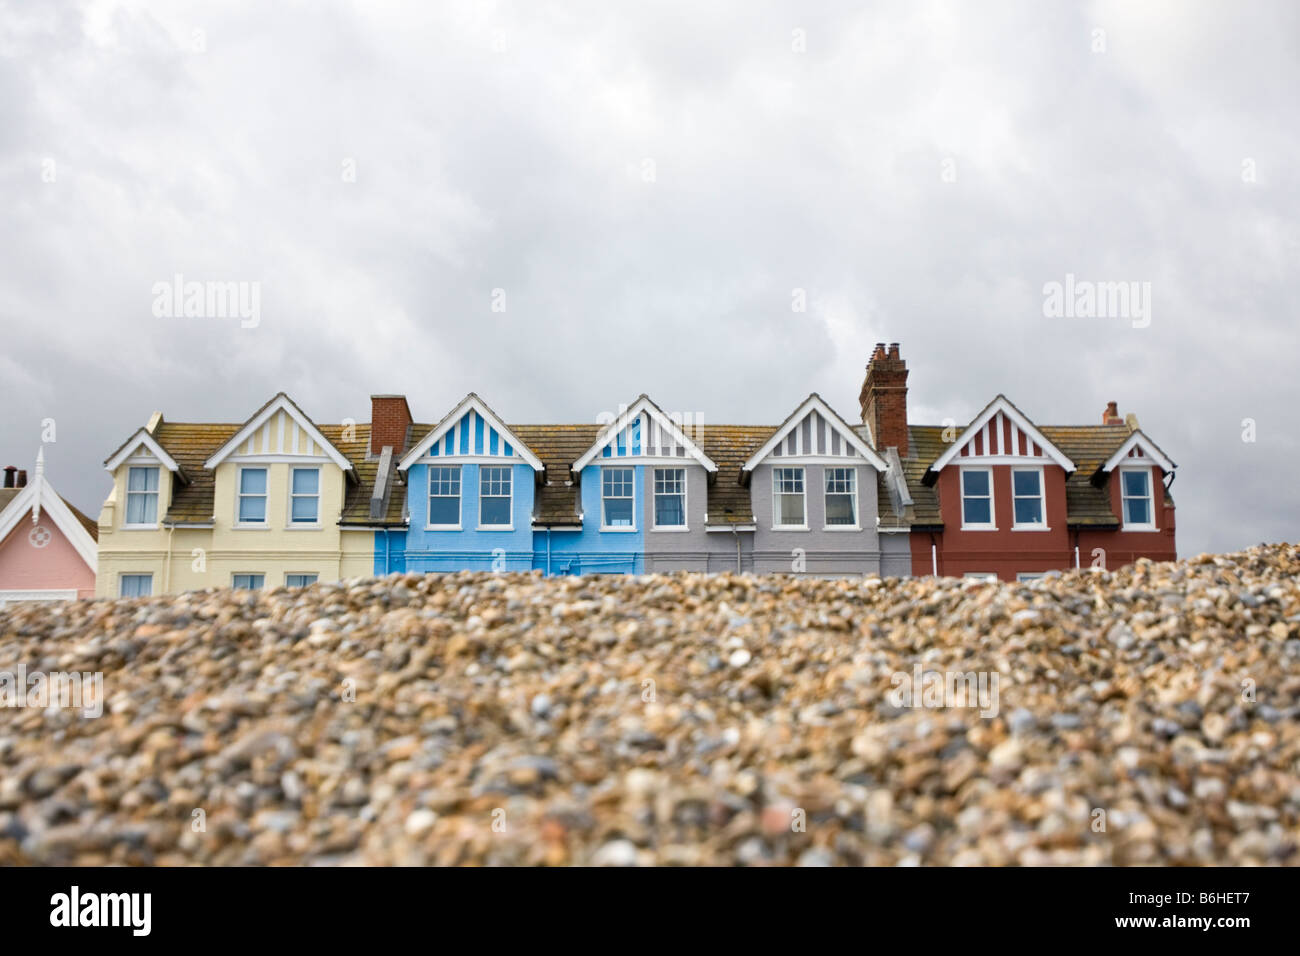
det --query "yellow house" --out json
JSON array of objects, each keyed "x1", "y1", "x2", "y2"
[{"x1": 96, "y1": 393, "x2": 405, "y2": 597}]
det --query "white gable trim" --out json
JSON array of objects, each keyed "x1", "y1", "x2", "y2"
[
  {"x1": 572, "y1": 395, "x2": 717, "y2": 473},
  {"x1": 204, "y1": 394, "x2": 352, "y2": 471},
  {"x1": 0, "y1": 481, "x2": 98, "y2": 571},
  {"x1": 742, "y1": 394, "x2": 888, "y2": 473},
  {"x1": 104, "y1": 428, "x2": 182, "y2": 474},
  {"x1": 1100, "y1": 431, "x2": 1176, "y2": 473},
  {"x1": 928, "y1": 395, "x2": 1075, "y2": 474},
  {"x1": 398, "y1": 393, "x2": 544, "y2": 472}
]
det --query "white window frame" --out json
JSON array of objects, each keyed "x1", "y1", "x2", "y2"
[
  {"x1": 964, "y1": 572, "x2": 998, "y2": 582},
  {"x1": 426, "y1": 465, "x2": 462, "y2": 530},
  {"x1": 118, "y1": 573, "x2": 153, "y2": 597},
  {"x1": 287, "y1": 465, "x2": 322, "y2": 528},
  {"x1": 123, "y1": 465, "x2": 160, "y2": 529},
  {"x1": 1016, "y1": 572, "x2": 1046, "y2": 582},
  {"x1": 772, "y1": 466, "x2": 808, "y2": 530},
  {"x1": 478, "y1": 465, "x2": 514, "y2": 530},
  {"x1": 232, "y1": 573, "x2": 265, "y2": 590},
  {"x1": 1119, "y1": 465, "x2": 1156, "y2": 531},
  {"x1": 959, "y1": 465, "x2": 996, "y2": 531},
  {"x1": 601, "y1": 466, "x2": 636, "y2": 531},
  {"x1": 652, "y1": 467, "x2": 688, "y2": 531},
  {"x1": 823, "y1": 466, "x2": 859, "y2": 530},
  {"x1": 285, "y1": 573, "x2": 318, "y2": 588},
  {"x1": 1010, "y1": 465, "x2": 1047, "y2": 530},
  {"x1": 235, "y1": 465, "x2": 269, "y2": 527}
]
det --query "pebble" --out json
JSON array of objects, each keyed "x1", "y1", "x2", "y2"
[{"x1": 1, "y1": 543, "x2": 1299, "y2": 865}]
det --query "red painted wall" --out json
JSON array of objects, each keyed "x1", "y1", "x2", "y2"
[{"x1": 911, "y1": 463, "x2": 1175, "y2": 580}]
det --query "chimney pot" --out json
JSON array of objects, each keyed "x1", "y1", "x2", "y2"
[
  {"x1": 15, "y1": 470, "x2": 26, "y2": 488},
  {"x1": 1103, "y1": 401, "x2": 1121, "y2": 424},
  {"x1": 2, "y1": 466, "x2": 14, "y2": 488}
]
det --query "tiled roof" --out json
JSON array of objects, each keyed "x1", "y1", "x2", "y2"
[
  {"x1": 699, "y1": 426, "x2": 774, "y2": 526},
  {"x1": 902, "y1": 423, "x2": 1175, "y2": 529},
  {"x1": 510, "y1": 425, "x2": 602, "y2": 526}
]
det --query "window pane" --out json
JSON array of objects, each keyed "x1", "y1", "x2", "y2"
[
  {"x1": 240, "y1": 469, "x2": 267, "y2": 494},
  {"x1": 126, "y1": 492, "x2": 156, "y2": 524},
  {"x1": 1123, "y1": 470, "x2": 1149, "y2": 497},
  {"x1": 233, "y1": 574, "x2": 264, "y2": 590},
  {"x1": 481, "y1": 496, "x2": 511, "y2": 526},
  {"x1": 128, "y1": 466, "x2": 157, "y2": 491},
  {"x1": 292, "y1": 468, "x2": 319, "y2": 495},
  {"x1": 963, "y1": 496, "x2": 991, "y2": 525},
  {"x1": 1014, "y1": 497, "x2": 1042, "y2": 525},
  {"x1": 655, "y1": 493, "x2": 684, "y2": 526},
  {"x1": 1012, "y1": 470, "x2": 1040, "y2": 497},
  {"x1": 605, "y1": 497, "x2": 634, "y2": 527},
  {"x1": 287, "y1": 574, "x2": 318, "y2": 587},
  {"x1": 119, "y1": 574, "x2": 152, "y2": 597},
  {"x1": 430, "y1": 466, "x2": 461, "y2": 496},
  {"x1": 826, "y1": 494, "x2": 855, "y2": 525},
  {"x1": 291, "y1": 496, "x2": 318, "y2": 522},
  {"x1": 1125, "y1": 496, "x2": 1150, "y2": 525},
  {"x1": 962, "y1": 470, "x2": 989, "y2": 496},
  {"x1": 428, "y1": 495, "x2": 460, "y2": 525},
  {"x1": 779, "y1": 493, "x2": 805, "y2": 526},
  {"x1": 239, "y1": 495, "x2": 266, "y2": 522}
]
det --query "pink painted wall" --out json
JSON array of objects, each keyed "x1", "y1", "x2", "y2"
[{"x1": 0, "y1": 507, "x2": 95, "y2": 598}]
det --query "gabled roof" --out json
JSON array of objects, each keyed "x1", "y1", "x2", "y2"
[
  {"x1": 398, "y1": 393, "x2": 544, "y2": 472},
  {"x1": 203, "y1": 393, "x2": 353, "y2": 472},
  {"x1": 571, "y1": 394, "x2": 718, "y2": 474},
  {"x1": 0, "y1": 455, "x2": 97, "y2": 569},
  {"x1": 1095, "y1": 429, "x2": 1177, "y2": 477},
  {"x1": 925, "y1": 394, "x2": 1075, "y2": 480},
  {"x1": 103, "y1": 426, "x2": 186, "y2": 480},
  {"x1": 510, "y1": 424, "x2": 602, "y2": 526},
  {"x1": 741, "y1": 393, "x2": 887, "y2": 473}
]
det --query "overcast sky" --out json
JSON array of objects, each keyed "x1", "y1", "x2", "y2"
[{"x1": 2, "y1": 0, "x2": 1296, "y2": 557}]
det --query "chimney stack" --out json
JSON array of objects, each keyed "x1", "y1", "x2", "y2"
[
  {"x1": 1103, "y1": 401, "x2": 1122, "y2": 425},
  {"x1": 2, "y1": 466, "x2": 14, "y2": 488},
  {"x1": 860, "y1": 342, "x2": 909, "y2": 456},
  {"x1": 370, "y1": 395, "x2": 413, "y2": 457},
  {"x1": 15, "y1": 470, "x2": 26, "y2": 488}
]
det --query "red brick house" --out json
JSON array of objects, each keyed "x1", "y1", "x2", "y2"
[{"x1": 861, "y1": 344, "x2": 1176, "y2": 581}]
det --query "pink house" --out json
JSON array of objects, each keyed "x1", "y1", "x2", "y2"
[{"x1": 0, "y1": 451, "x2": 98, "y2": 607}]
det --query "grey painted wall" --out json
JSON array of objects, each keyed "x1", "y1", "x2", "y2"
[
  {"x1": 880, "y1": 531, "x2": 912, "y2": 577},
  {"x1": 641, "y1": 463, "x2": 752, "y2": 572},
  {"x1": 750, "y1": 460, "x2": 883, "y2": 575}
]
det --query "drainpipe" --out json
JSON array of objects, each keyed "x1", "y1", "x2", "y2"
[
  {"x1": 164, "y1": 524, "x2": 174, "y2": 593},
  {"x1": 1074, "y1": 544, "x2": 1080, "y2": 569},
  {"x1": 546, "y1": 528, "x2": 552, "y2": 577},
  {"x1": 733, "y1": 527, "x2": 741, "y2": 573},
  {"x1": 930, "y1": 539, "x2": 937, "y2": 577},
  {"x1": 382, "y1": 528, "x2": 390, "y2": 575}
]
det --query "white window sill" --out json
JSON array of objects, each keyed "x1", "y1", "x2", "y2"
[
  {"x1": 286, "y1": 523, "x2": 323, "y2": 531},
  {"x1": 1122, "y1": 524, "x2": 1158, "y2": 532},
  {"x1": 601, "y1": 526, "x2": 637, "y2": 533},
  {"x1": 120, "y1": 524, "x2": 160, "y2": 531},
  {"x1": 823, "y1": 525, "x2": 861, "y2": 532},
  {"x1": 960, "y1": 524, "x2": 997, "y2": 531},
  {"x1": 1011, "y1": 525, "x2": 1051, "y2": 532},
  {"x1": 772, "y1": 525, "x2": 810, "y2": 532},
  {"x1": 651, "y1": 526, "x2": 689, "y2": 533},
  {"x1": 476, "y1": 525, "x2": 514, "y2": 532},
  {"x1": 426, "y1": 525, "x2": 462, "y2": 531},
  {"x1": 233, "y1": 523, "x2": 270, "y2": 530}
]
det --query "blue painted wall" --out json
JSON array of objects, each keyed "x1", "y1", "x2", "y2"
[
  {"x1": 532, "y1": 463, "x2": 644, "y2": 575},
  {"x1": 400, "y1": 461, "x2": 536, "y2": 572}
]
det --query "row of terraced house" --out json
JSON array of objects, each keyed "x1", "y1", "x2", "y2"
[{"x1": 0, "y1": 344, "x2": 1179, "y2": 604}]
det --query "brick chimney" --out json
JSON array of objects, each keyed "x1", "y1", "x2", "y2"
[
  {"x1": 1102, "y1": 401, "x2": 1123, "y2": 425},
  {"x1": 370, "y1": 395, "x2": 413, "y2": 456},
  {"x1": 15, "y1": 470, "x2": 26, "y2": 488},
  {"x1": 860, "y1": 342, "x2": 909, "y2": 456}
]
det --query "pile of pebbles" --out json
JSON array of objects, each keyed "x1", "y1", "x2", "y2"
[{"x1": 2, "y1": 544, "x2": 1299, "y2": 865}]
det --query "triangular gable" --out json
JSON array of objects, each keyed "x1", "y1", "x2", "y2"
[
  {"x1": 926, "y1": 395, "x2": 1075, "y2": 480},
  {"x1": 571, "y1": 394, "x2": 717, "y2": 474},
  {"x1": 0, "y1": 476, "x2": 97, "y2": 571},
  {"x1": 741, "y1": 394, "x2": 888, "y2": 473},
  {"x1": 204, "y1": 393, "x2": 353, "y2": 472},
  {"x1": 103, "y1": 427, "x2": 186, "y2": 480},
  {"x1": 398, "y1": 393, "x2": 544, "y2": 472},
  {"x1": 1096, "y1": 430, "x2": 1176, "y2": 477}
]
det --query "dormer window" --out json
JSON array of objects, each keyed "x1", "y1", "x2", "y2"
[
  {"x1": 1121, "y1": 468, "x2": 1155, "y2": 530},
  {"x1": 237, "y1": 467, "x2": 268, "y2": 524},
  {"x1": 1011, "y1": 467, "x2": 1046, "y2": 529},
  {"x1": 960, "y1": 467, "x2": 995, "y2": 529},
  {"x1": 124, "y1": 466, "x2": 159, "y2": 527}
]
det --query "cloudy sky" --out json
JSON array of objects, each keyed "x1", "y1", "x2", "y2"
[{"x1": 2, "y1": 0, "x2": 1296, "y2": 556}]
